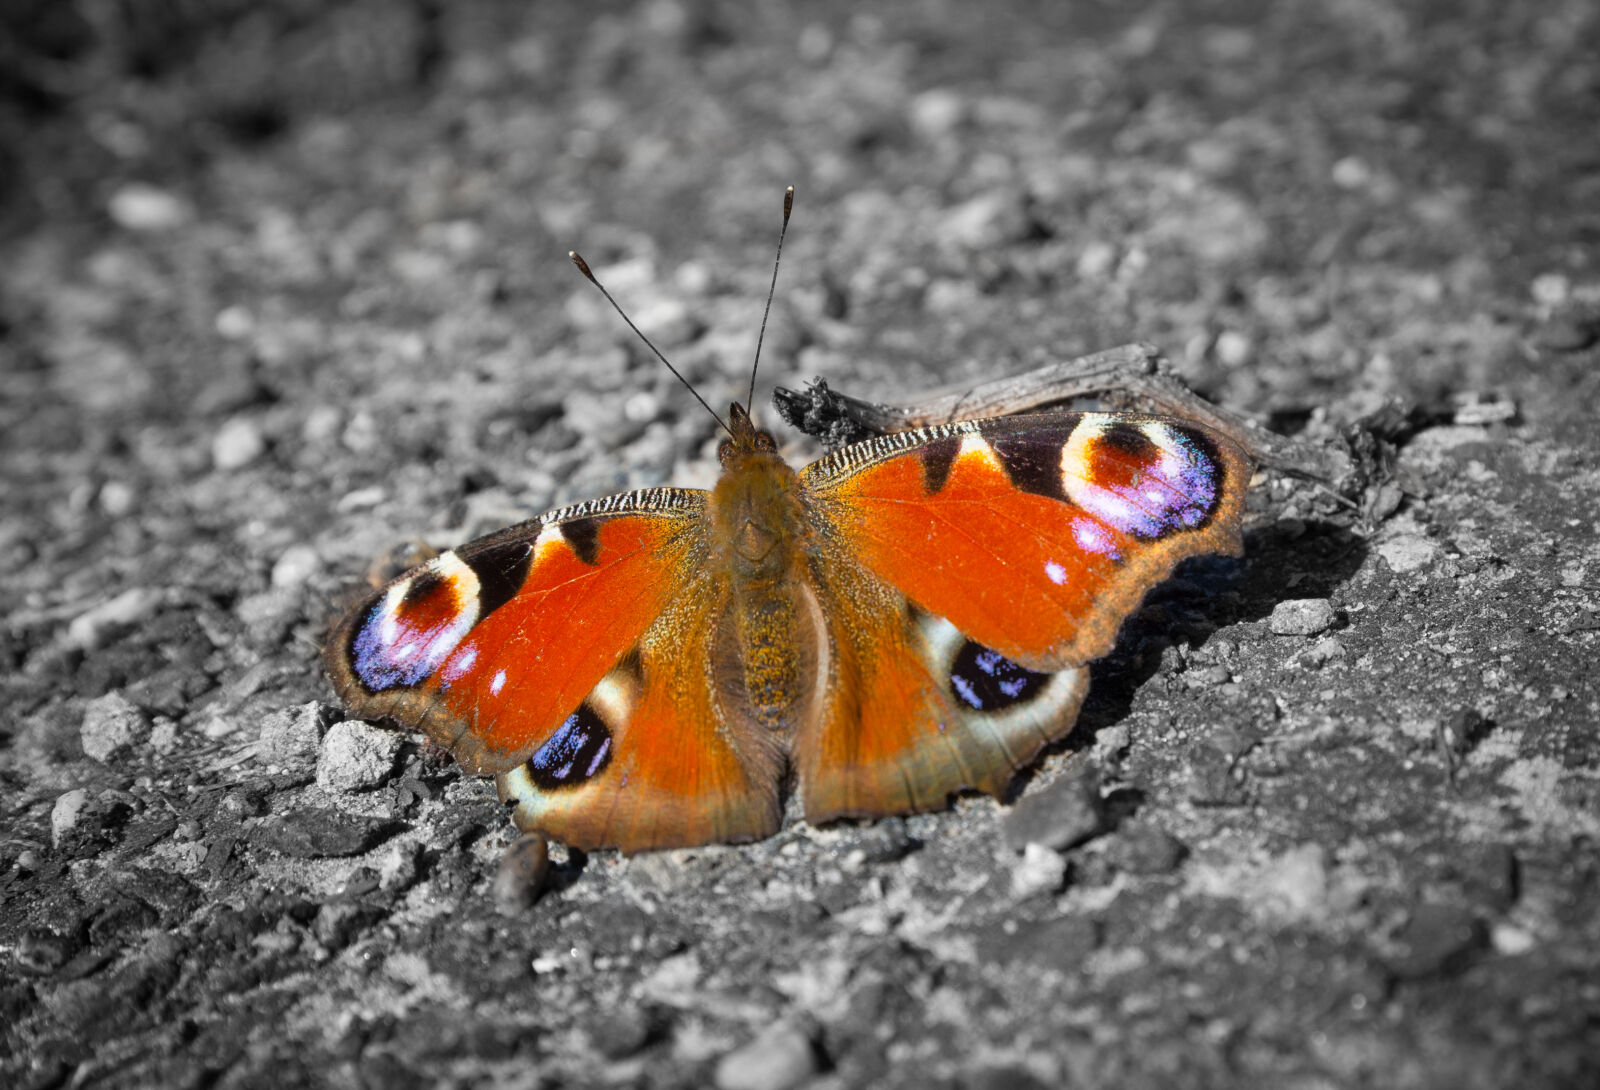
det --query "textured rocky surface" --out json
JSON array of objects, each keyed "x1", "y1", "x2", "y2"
[{"x1": 3, "y1": 2, "x2": 1598, "y2": 1087}]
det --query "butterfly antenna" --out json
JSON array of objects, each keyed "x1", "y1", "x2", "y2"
[
  {"x1": 569, "y1": 250, "x2": 732, "y2": 437},
  {"x1": 746, "y1": 185, "x2": 795, "y2": 415}
]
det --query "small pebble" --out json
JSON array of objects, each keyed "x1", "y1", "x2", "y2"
[
  {"x1": 1214, "y1": 329, "x2": 1254, "y2": 367},
  {"x1": 942, "y1": 191, "x2": 1031, "y2": 250},
  {"x1": 1296, "y1": 636, "x2": 1346, "y2": 668},
  {"x1": 66, "y1": 587, "x2": 162, "y2": 650},
  {"x1": 51, "y1": 789, "x2": 91, "y2": 847},
  {"x1": 148, "y1": 716, "x2": 180, "y2": 755},
  {"x1": 316, "y1": 719, "x2": 403, "y2": 792},
  {"x1": 587, "y1": 1007, "x2": 656, "y2": 1060},
  {"x1": 314, "y1": 902, "x2": 378, "y2": 950},
  {"x1": 563, "y1": 388, "x2": 646, "y2": 446},
  {"x1": 1268, "y1": 598, "x2": 1338, "y2": 637},
  {"x1": 1010, "y1": 842, "x2": 1068, "y2": 899},
  {"x1": 378, "y1": 841, "x2": 423, "y2": 893},
  {"x1": 1385, "y1": 902, "x2": 1487, "y2": 979},
  {"x1": 213, "y1": 415, "x2": 268, "y2": 470},
  {"x1": 107, "y1": 182, "x2": 192, "y2": 231},
  {"x1": 253, "y1": 809, "x2": 399, "y2": 858},
  {"x1": 214, "y1": 305, "x2": 255, "y2": 339},
  {"x1": 259, "y1": 702, "x2": 334, "y2": 765},
  {"x1": 714, "y1": 1020, "x2": 817, "y2": 1090},
  {"x1": 1002, "y1": 764, "x2": 1103, "y2": 852},
  {"x1": 1110, "y1": 826, "x2": 1189, "y2": 875},
  {"x1": 1376, "y1": 534, "x2": 1440, "y2": 574},
  {"x1": 1530, "y1": 272, "x2": 1570, "y2": 308},
  {"x1": 80, "y1": 692, "x2": 150, "y2": 763},
  {"x1": 270, "y1": 544, "x2": 322, "y2": 589},
  {"x1": 909, "y1": 88, "x2": 967, "y2": 138},
  {"x1": 1533, "y1": 312, "x2": 1600, "y2": 353},
  {"x1": 1490, "y1": 922, "x2": 1535, "y2": 956},
  {"x1": 493, "y1": 833, "x2": 551, "y2": 914},
  {"x1": 1257, "y1": 843, "x2": 1331, "y2": 922},
  {"x1": 98, "y1": 480, "x2": 137, "y2": 517},
  {"x1": 1186, "y1": 663, "x2": 1233, "y2": 687}
]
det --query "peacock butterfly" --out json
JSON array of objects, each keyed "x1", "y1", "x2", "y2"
[{"x1": 323, "y1": 190, "x2": 1253, "y2": 853}]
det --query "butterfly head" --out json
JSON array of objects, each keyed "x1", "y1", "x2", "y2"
[{"x1": 719, "y1": 401, "x2": 779, "y2": 466}]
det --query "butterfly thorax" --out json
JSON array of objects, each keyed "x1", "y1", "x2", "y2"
[{"x1": 707, "y1": 403, "x2": 824, "y2": 736}]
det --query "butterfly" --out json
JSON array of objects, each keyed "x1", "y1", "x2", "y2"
[{"x1": 323, "y1": 195, "x2": 1252, "y2": 854}]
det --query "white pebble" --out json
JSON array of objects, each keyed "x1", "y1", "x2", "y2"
[
  {"x1": 714, "y1": 1021, "x2": 816, "y2": 1090},
  {"x1": 1214, "y1": 329, "x2": 1254, "y2": 367},
  {"x1": 108, "y1": 183, "x2": 192, "y2": 231},
  {"x1": 271, "y1": 544, "x2": 322, "y2": 588},
  {"x1": 81, "y1": 691, "x2": 150, "y2": 763},
  {"x1": 67, "y1": 587, "x2": 162, "y2": 649},
  {"x1": 910, "y1": 88, "x2": 967, "y2": 139},
  {"x1": 51, "y1": 789, "x2": 91, "y2": 847},
  {"x1": 259, "y1": 701, "x2": 331, "y2": 764},
  {"x1": 98, "y1": 480, "x2": 137, "y2": 517},
  {"x1": 1010, "y1": 842, "x2": 1069, "y2": 899},
  {"x1": 213, "y1": 415, "x2": 267, "y2": 470},
  {"x1": 1530, "y1": 273, "x2": 1570, "y2": 309},
  {"x1": 317, "y1": 719, "x2": 403, "y2": 792},
  {"x1": 1268, "y1": 598, "x2": 1338, "y2": 637},
  {"x1": 1376, "y1": 534, "x2": 1440, "y2": 574}
]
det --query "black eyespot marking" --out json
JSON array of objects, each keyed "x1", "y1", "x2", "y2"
[
  {"x1": 1099, "y1": 421, "x2": 1160, "y2": 462},
  {"x1": 527, "y1": 704, "x2": 613, "y2": 790},
  {"x1": 401, "y1": 567, "x2": 446, "y2": 607},
  {"x1": 950, "y1": 640, "x2": 1050, "y2": 712},
  {"x1": 462, "y1": 539, "x2": 532, "y2": 618},
  {"x1": 989, "y1": 431, "x2": 1068, "y2": 502},
  {"x1": 560, "y1": 517, "x2": 603, "y2": 566},
  {"x1": 918, "y1": 435, "x2": 961, "y2": 494}
]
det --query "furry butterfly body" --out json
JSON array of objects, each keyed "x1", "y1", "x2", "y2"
[{"x1": 325, "y1": 399, "x2": 1250, "y2": 852}]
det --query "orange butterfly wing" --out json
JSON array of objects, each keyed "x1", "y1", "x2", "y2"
[
  {"x1": 795, "y1": 411, "x2": 1251, "y2": 822},
  {"x1": 324, "y1": 489, "x2": 784, "y2": 850}
]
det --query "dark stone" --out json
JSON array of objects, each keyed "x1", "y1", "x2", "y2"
[
  {"x1": 589, "y1": 1006, "x2": 658, "y2": 1060},
  {"x1": 313, "y1": 901, "x2": 387, "y2": 951},
  {"x1": 1002, "y1": 765, "x2": 1103, "y2": 852},
  {"x1": 492, "y1": 833, "x2": 550, "y2": 914},
  {"x1": 974, "y1": 914, "x2": 1100, "y2": 970},
  {"x1": 251, "y1": 810, "x2": 405, "y2": 858},
  {"x1": 1187, "y1": 746, "x2": 1247, "y2": 806},
  {"x1": 1533, "y1": 311, "x2": 1600, "y2": 352},
  {"x1": 842, "y1": 817, "x2": 920, "y2": 864},
  {"x1": 1384, "y1": 902, "x2": 1488, "y2": 979},
  {"x1": 121, "y1": 867, "x2": 201, "y2": 920},
  {"x1": 963, "y1": 1067, "x2": 1054, "y2": 1090},
  {"x1": 87, "y1": 895, "x2": 159, "y2": 948},
  {"x1": 1452, "y1": 843, "x2": 1519, "y2": 914},
  {"x1": 1109, "y1": 825, "x2": 1190, "y2": 875},
  {"x1": 17, "y1": 925, "x2": 80, "y2": 973},
  {"x1": 117, "y1": 815, "x2": 179, "y2": 856}
]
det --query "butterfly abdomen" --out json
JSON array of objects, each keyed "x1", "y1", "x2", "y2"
[{"x1": 706, "y1": 445, "x2": 827, "y2": 738}]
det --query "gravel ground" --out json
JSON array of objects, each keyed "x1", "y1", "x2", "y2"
[{"x1": 3, "y1": 2, "x2": 1598, "y2": 1087}]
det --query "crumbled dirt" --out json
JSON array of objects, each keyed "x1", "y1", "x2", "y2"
[{"x1": 3, "y1": 2, "x2": 1598, "y2": 1087}]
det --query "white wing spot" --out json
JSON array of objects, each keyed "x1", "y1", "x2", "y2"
[
  {"x1": 491, "y1": 668, "x2": 508, "y2": 696},
  {"x1": 1044, "y1": 559, "x2": 1069, "y2": 585}
]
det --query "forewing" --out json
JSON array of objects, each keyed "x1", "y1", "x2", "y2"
[
  {"x1": 326, "y1": 489, "x2": 705, "y2": 774},
  {"x1": 799, "y1": 412, "x2": 1251, "y2": 672}
]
